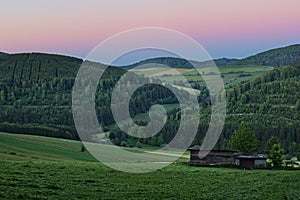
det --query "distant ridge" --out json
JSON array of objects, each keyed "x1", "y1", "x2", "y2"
[
  {"x1": 119, "y1": 44, "x2": 300, "y2": 68},
  {"x1": 231, "y1": 44, "x2": 300, "y2": 67},
  {"x1": 212, "y1": 58, "x2": 239, "y2": 66},
  {"x1": 122, "y1": 57, "x2": 194, "y2": 69},
  {"x1": 121, "y1": 57, "x2": 244, "y2": 69},
  {"x1": 1, "y1": 44, "x2": 299, "y2": 68}
]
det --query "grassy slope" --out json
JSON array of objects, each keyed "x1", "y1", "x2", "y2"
[
  {"x1": 182, "y1": 65, "x2": 274, "y2": 88},
  {"x1": 133, "y1": 103, "x2": 179, "y2": 122},
  {"x1": 136, "y1": 65, "x2": 274, "y2": 89},
  {"x1": 1, "y1": 161, "x2": 299, "y2": 200},
  {"x1": 0, "y1": 132, "x2": 96, "y2": 162},
  {"x1": 0, "y1": 132, "x2": 299, "y2": 199}
]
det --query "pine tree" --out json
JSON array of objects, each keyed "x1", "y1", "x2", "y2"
[
  {"x1": 296, "y1": 100, "x2": 300, "y2": 111},
  {"x1": 0, "y1": 90, "x2": 5, "y2": 104}
]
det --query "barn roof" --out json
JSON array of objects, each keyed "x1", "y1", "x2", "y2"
[
  {"x1": 187, "y1": 148, "x2": 237, "y2": 153},
  {"x1": 235, "y1": 155, "x2": 267, "y2": 160}
]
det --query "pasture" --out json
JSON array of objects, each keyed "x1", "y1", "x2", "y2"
[
  {"x1": 0, "y1": 132, "x2": 299, "y2": 199},
  {"x1": 132, "y1": 65, "x2": 274, "y2": 89}
]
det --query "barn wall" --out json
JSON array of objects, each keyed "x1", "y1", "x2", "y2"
[{"x1": 189, "y1": 150, "x2": 236, "y2": 165}]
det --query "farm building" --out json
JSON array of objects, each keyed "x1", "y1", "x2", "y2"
[
  {"x1": 235, "y1": 155, "x2": 267, "y2": 169},
  {"x1": 187, "y1": 148, "x2": 237, "y2": 166},
  {"x1": 188, "y1": 147, "x2": 267, "y2": 169}
]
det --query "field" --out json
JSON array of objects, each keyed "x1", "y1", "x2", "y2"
[
  {"x1": 1, "y1": 132, "x2": 300, "y2": 199},
  {"x1": 133, "y1": 103, "x2": 179, "y2": 122},
  {"x1": 132, "y1": 65, "x2": 274, "y2": 90}
]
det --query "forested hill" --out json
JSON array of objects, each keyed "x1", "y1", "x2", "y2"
[
  {"x1": 121, "y1": 44, "x2": 300, "y2": 69},
  {"x1": 0, "y1": 53, "x2": 82, "y2": 82},
  {"x1": 123, "y1": 57, "x2": 240, "y2": 69},
  {"x1": 109, "y1": 61, "x2": 300, "y2": 154},
  {"x1": 0, "y1": 53, "x2": 178, "y2": 140},
  {"x1": 0, "y1": 50, "x2": 299, "y2": 155},
  {"x1": 224, "y1": 61, "x2": 300, "y2": 155},
  {"x1": 212, "y1": 58, "x2": 239, "y2": 66},
  {"x1": 123, "y1": 57, "x2": 195, "y2": 69},
  {"x1": 0, "y1": 53, "x2": 82, "y2": 139},
  {"x1": 0, "y1": 52, "x2": 7, "y2": 55},
  {"x1": 0, "y1": 53, "x2": 122, "y2": 139},
  {"x1": 231, "y1": 44, "x2": 300, "y2": 67}
]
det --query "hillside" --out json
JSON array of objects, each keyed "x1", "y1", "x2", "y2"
[
  {"x1": 232, "y1": 44, "x2": 300, "y2": 67},
  {"x1": 0, "y1": 53, "x2": 180, "y2": 140},
  {"x1": 0, "y1": 132, "x2": 96, "y2": 162},
  {"x1": 0, "y1": 49, "x2": 299, "y2": 156},
  {"x1": 223, "y1": 62, "x2": 300, "y2": 156},
  {"x1": 123, "y1": 57, "x2": 240, "y2": 69},
  {"x1": 109, "y1": 62, "x2": 300, "y2": 155},
  {"x1": 213, "y1": 58, "x2": 239, "y2": 66},
  {"x1": 0, "y1": 53, "x2": 82, "y2": 82},
  {"x1": 0, "y1": 132, "x2": 299, "y2": 199},
  {"x1": 0, "y1": 53, "x2": 125, "y2": 139},
  {"x1": 228, "y1": 61, "x2": 300, "y2": 118},
  {"x1": 124, "y1": 57, "x2": 194, "y2": 69}
]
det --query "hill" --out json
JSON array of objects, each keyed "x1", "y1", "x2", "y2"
[
  {"x1": 223, "y1": 61, "x2": 300, "y2": 156},
  {"x1": 0, "y1": 53, "x2": 126, "y2": 139},
  {"x1": 108, "y1": 62, "x2": 300, "y2": 156},
  {"x1": 123, "y1": 57, "x2": 194, "y2": 69},
  {"x1": 0, "y1": 53, "x2": 180, "y2": 140},
  {"x1": 121, "y1": 44, "x2": 300, "y2": 69},
  {"x1": 213, "y1": 58, "x2": 239, "y2": 66},
  {"x1": 123, "y1": 57, "x2": 240, "y2": 69},
  {"x1": 0, "y1": 53, "x2": 82, "y2": 82},
  {"x1": 0, "y1": 52, "x2": 7, "y2": 55},
  {"x1": 232, "y1": 44, "x2": 300, "y2": 67},
  {"x1": 0, "y1": 132, "x2": 96, "y2": 162},
  {"x1": 0, "y1": 49, "x2": 299, "y2": 156}
]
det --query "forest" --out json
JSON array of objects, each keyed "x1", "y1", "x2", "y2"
[{"x1": 0, "y1": 45, "x2": 299, "y2": 159}]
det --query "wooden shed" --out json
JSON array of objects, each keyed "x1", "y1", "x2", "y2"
[
  {"x1": 187, "y1": 148, "x2": 237, "y2": 166},
  {"x1": 235, "y1": 155, "x2": 267, "y2": 169}
]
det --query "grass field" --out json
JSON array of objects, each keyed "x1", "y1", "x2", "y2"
[
  {"x1": 0, "y1": 132, "x2": 299, "y2": 199},
  {"x1": 132, "y1": 65, "x2": 274, "y2": 89},
  {"x1": 0, "y1": 132, "x2": 96, "y2": 162},
  {"x1": 133, "y1": 103, "x2": 179, "y2": 122}
]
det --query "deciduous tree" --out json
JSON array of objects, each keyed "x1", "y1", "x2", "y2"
[{"x1": 229, "y1": 122, "x2": 258, "y2": 155}]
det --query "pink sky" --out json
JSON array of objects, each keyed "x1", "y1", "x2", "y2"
[{"x1": 1, "y1": 0, "x2": 299, "y2": 60}]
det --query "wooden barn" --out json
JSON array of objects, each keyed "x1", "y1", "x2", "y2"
[{"x1": 188, "y1": 148, "x2": 237, "y2": 166}]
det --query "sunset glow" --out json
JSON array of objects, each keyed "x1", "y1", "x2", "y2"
[{"x1": 1, "y1": 0, "x2": 299, "y2": 59}]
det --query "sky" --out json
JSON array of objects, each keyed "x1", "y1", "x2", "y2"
[{"x1": 1, "y1": 0, "x2": 300, "y2": 64}]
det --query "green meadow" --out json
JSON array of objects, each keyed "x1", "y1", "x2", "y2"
[
  {"x1": 0, "y1": 132, "x2": 299, "y2": 199},
  {"x1": 133, "y1": 65, "x2": 274, "y2": 91}
]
